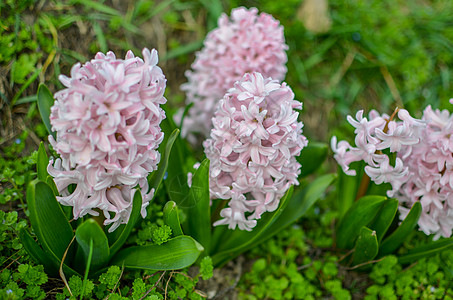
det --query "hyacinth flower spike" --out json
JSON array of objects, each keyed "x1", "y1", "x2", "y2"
[
  {"x1": 48, "y1": 48, "x2": 167, "y2": 232},
  {"x1": 204, "y1": 72, "x2": 308, "y2": 231},
  {"x1": 332, "y1": 105, "x2": 453, "y2": 240},
  {"x1": 180, "y1": 7, "x2": 289, "y2": 144}
]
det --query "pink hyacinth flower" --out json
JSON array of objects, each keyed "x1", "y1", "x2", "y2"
[
  {"x1": 204, "y1": 72, "x2": 308, "y2": 231},
  {"x1": 48, "y1": 48, "x2": 167, "y2": 232},
  {"x1": 332, "y1": 105, "x2": 453, "y2": 239},
  {"x1": 179, "y1": 7, "x2": 289, "y2": 144}
]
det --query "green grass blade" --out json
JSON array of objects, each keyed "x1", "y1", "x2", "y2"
[
  {"x1": 70, "y1": 0, "x2": 121, "y2": 16},
  {"x1": 93, "y1": 21, "x2": 107, "y2": 53},
  {"x1": 163, "y1": 40, "x2": 204, "y2": 61},
  {"x1": 14, "y1": 95, "x2": 37, "y2": 105}
]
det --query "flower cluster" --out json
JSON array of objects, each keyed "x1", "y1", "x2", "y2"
[
  {"x1": 180, "y1": 7, "x2": 288, "y2": 144},
  {"x1": 332, "y1": 105, "x2": 453, "y2": 239},
  {"x1": 203, "y1": 72, "x2": 307, "y2": 231},
  {"x1": 48, "y1": 48, "x2": 167, "y2": 232}
]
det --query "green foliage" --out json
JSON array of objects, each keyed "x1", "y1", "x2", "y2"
[
  {"x1": 0, "y1": 140, "x2": 36, "y2": 205},
  {"x1": 21, "y1": 143, "x2": 202, "y2": 277},
  {"x1": 199, "y1": 256, "x2": 213, "y2": 280},
  {"x1": 99, "y1": 265, "x2": 122, "y2": 290},
  {"x1": 0, "y1": 211, "x2": 27, "y2": 265},
  {"x1": 68, "y1": 275, "x2": 95, "y2": 298},
  {"x1": 0, "y1": 263, "x2": 47, "y2": 300},
  {"x1": 14, "y1": 264, "x2": 48, "y2": 286},
  {"x1": 238, "y1": 225, "x2": 349, "y2": 299},
  {"x1": 365, "y1": 252, "x2": 453, "y2": 299},
  {"x1": 5, "y1": 0, "x2": 453, "y2": 299},
  {"x1": 137, "y1": 224, "x2": 172, "y2": 246}
]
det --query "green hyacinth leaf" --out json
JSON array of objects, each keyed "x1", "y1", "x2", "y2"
[
  {"x1": 297, "y1": 142, "x2": 328, "y2": 177},
  {"x1": 27, "y1": 180, "x2": 75, "y2": 262},
  {"x1": 148, "y1": 128, "x2": 179, "y2": 195},
  {"x1": 75, "y1": 218, "x2": 110, "y2": 272},
  {"x1": 337, "y1": 161, "x2": 366, "y2": 220},
  {"x1": 212, "y1": 186, "x2": 294, "y2": 267},
  {"x1": 19, "y1": 229, "x2": 60, "y2": 276},
  {"x1": 352, "y1": 226, "x2": 379, "y2": 266},
  {"x1": 368, "y1": 198, "x2": 398, "y2": 243},
  {"x1": 336, "y1": 195, "x2": 387, "y2": 249},
  {"x1": 163, "y1": 201, "x2": 184, "y2": 237},
  {"x1": 253, "y1": 173, "x2": 336, "y2": 247},
  {"x1": 46, "y1": 175, "x2": 59, "y2": 197},
  {"x1": 379, "y1": 201, "x2": 422, "y2": 257},
  {"x1": 111, "y1": 236, "x2": 203, "y2": 271},
  {"x1": 398, "y1": 237, "x2": 453, "y2": 265},
  {"x1": 184, "y1": 159, "x2": 211, "y2": 254},
  {"x1": 37, "y1": 83, "x2": 56, "y2": 139},
  {"x1": 160, "y1": 117, "x2": 192, "y2": 207},
  {"x1": 37, "y1": 142, "x2": 49, "y2": 182},
  {"x1": 108, "y1": 189, "x2": 142, "y2": 258}
]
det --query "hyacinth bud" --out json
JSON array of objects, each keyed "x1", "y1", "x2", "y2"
[
  {"x1": 204, "y1": 72, "x2": 308, "y2": 231},
  {"x1": 48, "y1": 48, "x2": 167, "y2": 232},
  {"x1": 180, "y1": 7, "x2": 289, "y2": 144},
  {"x1": 332, "y1": 106, "x2": 453, "y2": 239}
]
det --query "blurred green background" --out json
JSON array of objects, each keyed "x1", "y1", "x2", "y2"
[{"x1": 2, "y1": 0, "x2": 453, "y2": 149}]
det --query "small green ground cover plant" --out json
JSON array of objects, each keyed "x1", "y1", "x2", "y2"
[{"x1": 3, "y1": 0, "x2": 453, "y2": 299}]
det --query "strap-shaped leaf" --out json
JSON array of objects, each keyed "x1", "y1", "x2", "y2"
[
  {"x1": 76, "y1": 219, "x2": 110, "y2": 272},
  {"x1": 163, "y1": 201, "x2": 184, "y2": 237},
  {"x1": 178, "y1": 102, "x2": 193, "y2": 128},
  {"x1": 108, "y1": 189, "x2": 142, "y2": 258},
  {"x1": 297, "y1": 142, "x2": 328, "y2": 177},
  {"x1": 253, "y1": 174, "x2": 336, "y2": 247},
  {"x1": 148, "y1": 128, "x2": 180, "y2": 194},
  {"x1": 19, "y1": 229, "x2": 60, "y2": 276},
  {"x1": 379, "y1": 202, "x2": 421, "y2": 257},
  {"x1": 111, "y1": 236, "x2": 203, "y2": 270},
  {"x1": 184, "y1": 159, "x2": 211, "y2": 253},
  {"x1": 46, "y1": 176, "x2": 59, "y2": 196},
  {"x1": 37, "y1": 83, "x2": 56, "y2": 139},
  {"x1": 81, "y1": 239, "x2": 94, "y2": 295},
  {"x1": 352, "y1": 226, "x2": 379, "y2": 266},
  {"x1": 19, "y1": 228, "x2": 80, "y2": 278},
  {"x1": 160, "y1": 116, "x2": 193, "y2": 207},
  {"x1": 27, "y1": 180, "x2": 75, "y2": 261},
  {"x1": 37, "y1": 142, "x2": 49, "y2": 182},
  {"x1": 212, "y1": 187, "x2": 294, "y2": 267},
  {"x1": 368, "y1": 198, "x2": 398, "y2": 243},
  {"x1": 337, "y1": 161, "x2": 365, "y2": 220},
  {"x1": 336, "y1": 195, "x2": 387, "y2": 249},
  {"x1": 398, "y1": 237, "x2": 453, "y2": 265}
]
